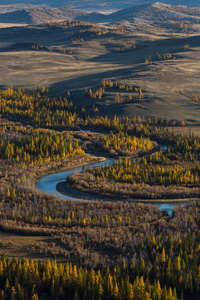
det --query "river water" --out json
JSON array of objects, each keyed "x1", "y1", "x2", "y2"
[{"x1": 36, "y1": 155, "x2": 180, "y2": 217}]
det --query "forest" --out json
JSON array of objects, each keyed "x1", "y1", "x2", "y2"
[
  {"x1": 0, "y1": 87, "x2": 77, "y2": 129},
  {"x1": 0, "y1": 86, "x2": 200, "y2": 300},
  {"x1": 67, "y1": 124, "x2": 200, "y2": 200}
]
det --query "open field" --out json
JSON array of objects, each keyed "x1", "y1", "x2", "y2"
[
  {"x1": 0, "y1": 23, "x2": 28, "y2": 28},
  {"x1": 0, "y1": 231, "x2": 60, "y2": 261},
  {"x1": 168, "y1": 126, "x2": 200, "y2": 136},
  {"x1": 0, "y1": 3, "x2": 200, "y2": 124}
]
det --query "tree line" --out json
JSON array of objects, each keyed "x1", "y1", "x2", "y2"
[
  {"x1": 0, "y1": 255, "x2": 179, "y2": 300},
  {"x1": 87, "y1": 159, "x2": 199, "y2": 186},
  {"x1": 101, "y1": 131, "x2": 153, "y2": 153},
  {"x1": 0, "y1": 131, "x2": 84, "y2": 165},
  {"x1": 0, "y1": 87, "x2": 77, "y2": 129}
]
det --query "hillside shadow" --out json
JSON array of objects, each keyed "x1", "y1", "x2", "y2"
[
  {"x1": 48, "y1": 65, "x2": 136, "y2": 94},
  {"x1": 87, "y1": 34, "x2": 200, "y2": 65},
  {"x1": 0, "y1": 10, "x2": 32, "y2": 24}
]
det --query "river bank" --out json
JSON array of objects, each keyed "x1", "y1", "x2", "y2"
[
  {"x1": 57, "y1": 180, "x2": 198, "y2": 203},
  {"x1": 35, "y1": 154, "x2": 106, "y2": 182},
  {"x1": 36, "y1": 128, "x2": 200, "y2": 216},
  {"x1": 66, "y1": 172, "x2": 200, "y2": 202}
]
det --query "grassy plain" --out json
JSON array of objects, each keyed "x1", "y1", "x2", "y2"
[{"x1": 0, "y1": 5, "x2": 200, "y2": 123}]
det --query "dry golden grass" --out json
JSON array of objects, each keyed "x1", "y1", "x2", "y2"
[
  {"x1": 0, "y1": 20, "x2": 200, "y2": 124},
  {"x1": 168, "y1": 126, "x2": 200, "y2": 136},
  {"x1": 0, "y1": 231, "x2": 58, "y2": 261}
]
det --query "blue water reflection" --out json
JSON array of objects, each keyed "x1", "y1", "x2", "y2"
[{"x1": 36, "y1": 158, "x2": 183, "y2": 216}]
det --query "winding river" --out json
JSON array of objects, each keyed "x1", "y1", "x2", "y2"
[{"x1": 36, "y1": 143, "x2": 181, "y2": 217}]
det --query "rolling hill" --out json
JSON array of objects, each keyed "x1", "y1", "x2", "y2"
[
  {"x1": 0, "y1": 0, "x2": 199, "y2": 9},
  {"x1": 0, "y1": 4, "x2": 199, "y2": 124},
  {"x1": 0, "y1": 2, "x2": 200, "y2": 26},
  {"x1": 0, "y1": 2, "x2": 200, "y2": 124},
  {"x1": 0, "y1": 6, "x2": 87, "y2": 25}
]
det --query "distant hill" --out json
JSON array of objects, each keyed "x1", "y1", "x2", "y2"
[
  {"x1": 0, "y1": 6, "x2": 87, "y2": 25},
  {"x1": 0, "y1": 9, "x2": 32, "y2": 24},
  {"x1": 77, "y1": 2, "x2": 200, "y2": 23},
  {"x1": 78, "y1": 4, "x2": 151, "y2": 23},
  {"x1": 0, "y1": 1, "x2": 199, "y2": 9},
  {"x1": 0, "y1": 2, "x2": 200, "y2": 26}
]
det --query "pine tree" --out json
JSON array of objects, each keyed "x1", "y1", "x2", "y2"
[
  {"x1": 31, "y1": 294, "x2": 39, "y2": 300},
  {"x1": 7, "y1": 188, "x2": 10, "y2": 197},
  {"x1": 5, "y1": 278, "x2": 10, "y2": 290},
  {"x1": 161, "y1": 247, "x2": 166, "y2": 263},
  {"x1": 11, "y1": 189, "x2": 16, "y2": 199},
  {"x1": 11, "y1": 286, "x2": 17, "y2": 300}
]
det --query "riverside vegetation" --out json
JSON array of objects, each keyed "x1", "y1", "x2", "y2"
[
  {"x1": 69, "y1": 131, "x2": 200, "y2": 199},
  {"x1": 0, "y1": 87, "x2": 200, "y2": 299}
]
